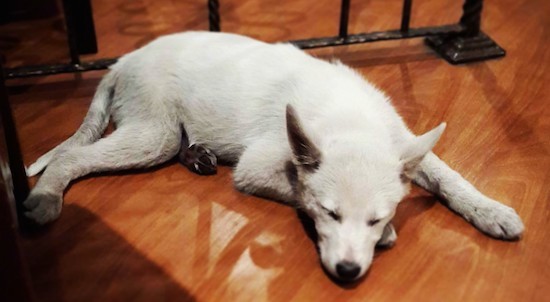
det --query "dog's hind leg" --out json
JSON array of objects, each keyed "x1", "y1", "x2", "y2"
[
  {"x1": 23, "y1": 122, "x2": 181, "y2": 224},
  {"x1": 412, "y1": 152, "x2": 524, "y2": 240},
  {"x1": 26, "y1": 71, "x2": 116, "y2": 177}
]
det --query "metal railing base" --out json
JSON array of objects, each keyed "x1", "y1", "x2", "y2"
[
  {"x1": 291, "y1": 25, "x2": 463, "y2": 49},
  {"x1": 425, "y1": 31, "x2": 505, "y2": 64}
]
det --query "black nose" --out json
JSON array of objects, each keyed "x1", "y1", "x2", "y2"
[{"x1": 336, "y1": 261, "x2": 361, "y2": 281}]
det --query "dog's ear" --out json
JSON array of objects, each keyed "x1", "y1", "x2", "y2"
[
  {"x1": 401, "y1": 123, "x2": 446, "y2": 177},
  {"x1": 286, "y1": 104, "x2": 321, "y2": 171}
]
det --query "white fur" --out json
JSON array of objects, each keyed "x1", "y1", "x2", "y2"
[{"x1": 24, "y1": 31, "x2": 524, "y2": 282}]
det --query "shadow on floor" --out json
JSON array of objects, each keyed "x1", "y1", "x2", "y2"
[{"x1": 20, "y1": 204, "x2": 195, "y2": 302}]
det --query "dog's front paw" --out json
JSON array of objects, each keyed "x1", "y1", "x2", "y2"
[
  {"x1": 23, "y1": 192, "x2": 63, "y2": 225},
  {"x1": 465, "y1": 201, "x2": 524, "y2": 240},
  {"x1": 377, "y1": 223, "x2": 397, "y2": 248}
]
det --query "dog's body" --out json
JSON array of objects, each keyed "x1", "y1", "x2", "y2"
[{"x1": 25, "y1": 31, "x2": 524, "y2": 282}]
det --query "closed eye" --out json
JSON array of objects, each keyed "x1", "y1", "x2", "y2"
[
  {"x1": 367, "y1": 219, "x2": 381, "y2": 226},
  {"x1": 328, "y1": 210, "x2": 341, "y2": 222},
  {"x1": 321, "y1": 206, "x2": 341, "y2": 222}
]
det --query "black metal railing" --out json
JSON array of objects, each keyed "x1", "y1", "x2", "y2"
[
  {"x1": 206, "y1": 0, "x2": 505, "y2": 61},
  {"x1": 4, "y1": 0, "x2": 506, "y2": 79}
]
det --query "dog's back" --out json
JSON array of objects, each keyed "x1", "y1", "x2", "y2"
[{"x1": 110, "y1": 31, "x2": 401, "y2": 162}]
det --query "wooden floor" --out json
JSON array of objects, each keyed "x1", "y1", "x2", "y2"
[{"x1": 3, "y1": 0, "x2": 549, "y2": 301}]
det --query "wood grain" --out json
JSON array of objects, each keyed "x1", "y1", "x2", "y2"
[{"x1": 2, "y1": 0, "x2": 549, "y2": 301}]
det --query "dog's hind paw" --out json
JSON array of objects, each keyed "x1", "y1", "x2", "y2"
[
  {"x1": 465, "y1": 200, "x2": 524, "y2": 240},
  {"x1": 23, "y1": 192, "x2": 63, "y2": 225},
  {"x1": 376, "y1": 223, "x2": 397, "y2": 248},
  {"x1": 179, "y1": 144, "x2": 217, "y2": 175}
]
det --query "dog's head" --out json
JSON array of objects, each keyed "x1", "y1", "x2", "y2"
[{"x1": 285, "y1": 105, "x2": 445, "y2": 282}]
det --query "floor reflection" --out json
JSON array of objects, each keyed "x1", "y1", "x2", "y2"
[
  {"x1": 226, "y1": 237, "x2": 284, "y2": 301},
  {"x1": 207, "y1": 202, "x2": 250, "y2": 276}
]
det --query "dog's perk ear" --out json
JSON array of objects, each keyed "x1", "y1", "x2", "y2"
[
  {"x1": 286, "y1": 104, "x2": 321, "y2": 171},
  {"x1": 401, "y1": 123, "x2": 446, "y2": 177}
]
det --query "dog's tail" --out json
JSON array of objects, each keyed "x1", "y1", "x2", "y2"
[{"x1": 26, "y1": 71, "x2": 117, "y2": 177}]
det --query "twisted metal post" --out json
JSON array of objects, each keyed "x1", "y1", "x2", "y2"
[
  {"x1": 459, "y1": 0, "x2": 482, "y2": 36},
  {"x1": 208, "y1": 0, "x2": 221, "y2": 32}
]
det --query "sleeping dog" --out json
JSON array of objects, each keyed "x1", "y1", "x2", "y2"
[{"x1": 24, "y1": 31, "x2": 524, "y2": 282}]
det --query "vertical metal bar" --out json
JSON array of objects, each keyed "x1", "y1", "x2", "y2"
[
  {"x1": 400, "y1": 0, "x2": 413, "y2": 33},
  {"x1": 71, "y1": 0, "x2": 99, "y2": 55},
  {"x1": 339, "y1": 0, "x2": 351, "y2": 38},
  {"x1": 459, "y1": 0, "x2": 482, "y2": 36},
  {"x1": 208, "y1": 0, "x2": 221, "y2": 32},
  {"x1": 61, "y1": 0, "x2": 81, "y2": 65},
  {"x1": 0, "y1": 62, "x2": 30, "y2": 206}
]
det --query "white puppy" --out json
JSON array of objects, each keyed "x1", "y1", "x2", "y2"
[{"x1": 24, "y1": 31, "x2": 524, "y2": 282}]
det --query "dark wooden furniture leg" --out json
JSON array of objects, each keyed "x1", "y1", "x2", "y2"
[
  {"x1": 0, "y1": 61, "x2": 29, "y2": 210},
  {"x1": 0, "y1": 66, "x2": 34, "y2": 302}
]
